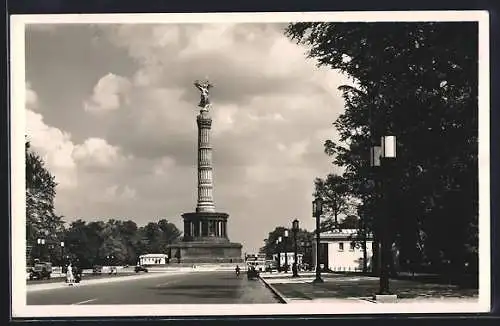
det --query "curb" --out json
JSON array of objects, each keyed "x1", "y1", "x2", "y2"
[{"x1": 258, "y1": 275, "x2": 289, "y2": 304}]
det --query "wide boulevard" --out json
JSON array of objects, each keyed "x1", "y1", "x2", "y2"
[{"x1": 27, "y1": 271, "x2": 281, "y2": 305}]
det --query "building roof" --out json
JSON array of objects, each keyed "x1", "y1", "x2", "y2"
[
  {"x1": 139, "y1": 253, "x2": 168, "y2": 258},
  {"x1": 320, "y1": 228, "x2": 373, "y2": 240}
]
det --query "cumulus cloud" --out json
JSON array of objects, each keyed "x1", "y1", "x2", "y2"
[
  {"x1": 73, "y1": 137, "x2": 129, "y2": 169},
  {"x1": 25, "y1": 22, "x2": 351, "y2": 253},
  {"x1": 26, "y1": 82, "x2": 39, "y2": 110},
  {"x1": 102, "y1": 184, "x2": 137, "y2": 202},
  {"x1": 153, "y1": 156, "x2": 176, "y2": 176},
  {"x1": 26, "y1": 90, "x2": 78, "y2": 189},
  {"x1": 84, "y1": 73, "x2": 131, "y2": 113},
  {"x1": 26, "y1": 82, "x2": 132, "y2": 193}
]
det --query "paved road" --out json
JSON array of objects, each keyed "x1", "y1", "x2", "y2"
[
  {"x1": 27, "y1": 272, "x2": 140, "y2": 284},
  {"x1": 27, "y1": 271, "x2": 281, "y2": 305}
]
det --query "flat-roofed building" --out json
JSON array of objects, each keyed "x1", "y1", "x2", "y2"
[{"x1": 312, "y1": 229, "x2": 374, "y2": 272}]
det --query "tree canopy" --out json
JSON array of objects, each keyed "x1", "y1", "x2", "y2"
[
  {"x1": 286, "y1": 22, "x2": 478, "y2": 275},
  {"x1": 26, "y1": 140, "x2": 65, "y2": 262},
  {"x1": 260, "y1": 226, "x2": 314, "y2": 260},
  {"x1": 313, "y1": 173, "x2": 356, "y2": 230},
  {"x1": 63, "y1": 218, "x2": 182, "y2": 267}
]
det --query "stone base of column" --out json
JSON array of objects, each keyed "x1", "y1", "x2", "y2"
[
  {"x1": 173, "y1": 211, "x2": 242, "y2": 263},
  {"x1": 181, "y1": 212, "x2": 230, "y2": 243},
  {"x1": 167, "y1": 241, "x2": 243, "y2": 264}
]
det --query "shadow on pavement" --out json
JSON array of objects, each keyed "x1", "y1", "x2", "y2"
[
  {"x1": 151, "y1": 284, "x2": 239, "y2": 299},
  {"x1": 272, "y1": 278, "x2": 479, "y2": 300}
]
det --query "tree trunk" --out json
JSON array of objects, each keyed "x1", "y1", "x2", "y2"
[
  {"x1": 363, "y1": 238, "x2": 368, "y2": 273},
  {"x1": 372, "y1": 237, "x2": 380, "y2": 275}
]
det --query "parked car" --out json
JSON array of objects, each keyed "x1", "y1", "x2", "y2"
[
  {"x1": 135, "y1": 265, "x2": 149, "y2": 273},
  {"x1": 29, "y1": 262, "x2": 52, "y2": 280}
]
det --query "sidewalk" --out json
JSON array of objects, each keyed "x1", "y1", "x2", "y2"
[{"x1": 259, "y1": 272, "x2": 479, "y2": 304}]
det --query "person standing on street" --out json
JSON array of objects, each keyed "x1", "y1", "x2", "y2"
[{"x1": 66, "y1": 263, "x2": 75, "y2": 286}]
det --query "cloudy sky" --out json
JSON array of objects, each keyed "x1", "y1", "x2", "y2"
[{"x1": 24, "y1": 22, "x2": 351, "y2": 254}]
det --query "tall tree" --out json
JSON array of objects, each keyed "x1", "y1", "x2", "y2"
[
  {"x1": 25, "y1": 140, "x2": 65, "y2": 262},
  {"x1": 313, "y1": 173, "x2": 353, "y2": 230},
  {"x1": 157, "y1": 219, "x2": 182, "y2": 246},
  {"x1": 286, "y1": 22, "x2": 478, "y2": 277}
]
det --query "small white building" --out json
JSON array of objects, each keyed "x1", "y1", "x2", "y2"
[
  {"x1": 138, "y1": 253, "x2": 168, "y2": 266},
  {"x1": 272, "y1": 252, "x2": 303, "y2": 266},
  {"x1": 312, "y1": 229, "x2": 373, "y2": 272}
]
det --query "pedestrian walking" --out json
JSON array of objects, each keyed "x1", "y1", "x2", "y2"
[{"x1": 66, "y1": 263, "x2": 75, "y2": 286}]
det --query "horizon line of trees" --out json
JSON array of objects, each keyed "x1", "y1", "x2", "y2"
[{"x1": 26, "y1": 139, "x2": 182, "y2": 268}]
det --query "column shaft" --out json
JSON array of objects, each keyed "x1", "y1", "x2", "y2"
[{"x1": 197, "y1": 113, "x2": 215, "y2": 213}]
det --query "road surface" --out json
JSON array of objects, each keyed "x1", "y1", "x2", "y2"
[
  {"x1": 27, "y1": 272, "x2": 138, "y2": 284},
  {"x1": 27, "y1": 271, "x2": 281, "y2": 305}
]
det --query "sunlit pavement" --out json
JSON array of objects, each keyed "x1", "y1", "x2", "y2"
[
  {"x1": 27, "y1": 271, "x2": 281, "y2": 305},
  {"x1": 259, "y1": 272, "x2": 479, "y2": 304}
]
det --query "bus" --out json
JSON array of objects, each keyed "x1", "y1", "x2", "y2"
[{"x1": 245, "y1": 253, "x2": 266, "y2": 272}]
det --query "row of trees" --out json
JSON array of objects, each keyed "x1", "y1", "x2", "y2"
[
  {"x1": 62, "y1": 218, "x2": 181, "y2": 267},
  {"x1": 286, "y1": 22, "x2": 478, "y2": 279},
  {"x1": 26, "y1": 140, "x2": 182, "y2": 268}
]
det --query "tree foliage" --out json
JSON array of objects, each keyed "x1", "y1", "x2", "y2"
[
  {"x1": 260, "y1": 226, "x2": 314, "y2": 259},
  {"x1": 314, "y1": 173, "x2": 356, "y2": 230},
  {"x1": 63, "y1": 218, "x2": 182, "y2": 268},
  {"x1": 25, "y1": 140, "x2": 65, "y2": 261},
  {"x1": 286, "y1": 22, "x2": 478, "y2": 275}
]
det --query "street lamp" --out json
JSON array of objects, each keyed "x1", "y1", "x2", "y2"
[
  {"x1": 292, "y1": 219, "x2": 299, "y2": 277},
  {"x1": 312, "y1": 197, "x2": 324, "y2": 283},
  {"x1": 277, "y1": 236, "x2": 282, "y2": 272},
  {"x1": 60, "y1": 241, "x2": 65, "y2": 266},
  {"x1": 37, "y1": 238, "x2": 46, "y2": 260},
  {"x1": 283, "y1": 230, "x2": 289, "y2": 273},
  {"x1": 378, "y1": 135, "x2": 397, "y2": 296},
  {"x1": 275, "y1": 239, "x2": 280, "y2": 271}
]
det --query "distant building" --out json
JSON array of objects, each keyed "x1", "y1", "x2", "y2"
[
  {"x1": 245, "y1": 253, "x2": 267, "y2": 271},
  {"x1": 312, "y1": 229, "x2": 373, "y2": 272},
  {"x1": 272, "y1": 252, "x2": 303, "y2": 267},
  {"x1": 138, "y1": 253, "x2": 168, "y2": 265}
]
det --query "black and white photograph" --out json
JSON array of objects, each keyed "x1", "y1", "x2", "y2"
[{"x1": 10, "y1": 11, "x2": 490, "y2": 317}]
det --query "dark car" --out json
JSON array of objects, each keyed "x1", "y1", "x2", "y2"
[
  {"x1": 135, "y1": 265, "x2": 149, "y2": 273},
  {"x1": 247, "y1": 267, "x2": 260, "y2": 280}
]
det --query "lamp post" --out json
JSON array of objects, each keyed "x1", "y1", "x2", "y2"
[
  {"x1": 37, "y1": 238, "x2": 46, "y2": 260},
  {"x1": 292, "y1": 219, "x2": 299, "y2": 277},
  {"x1": 106, "y1": 255, "x2": 115, "y2": 266},
  {"x1": 60, "y1": 241, "x2": 65, "y2": 266},
  {"x1": 277, "y1": 236, "x2": 282, "y2": 272},
  {"x1": 312, "y1": 197, "x2": 324, "y2": 283},
  {"x1": 275, "y1": 239, "x2": 280, "y2": 271},
  {"x1": 283, "y1": 230, "x2": 289, "y2": 273},
  {"x1": 378, "y1": 135, "x2": 397, "y2": 295}
]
